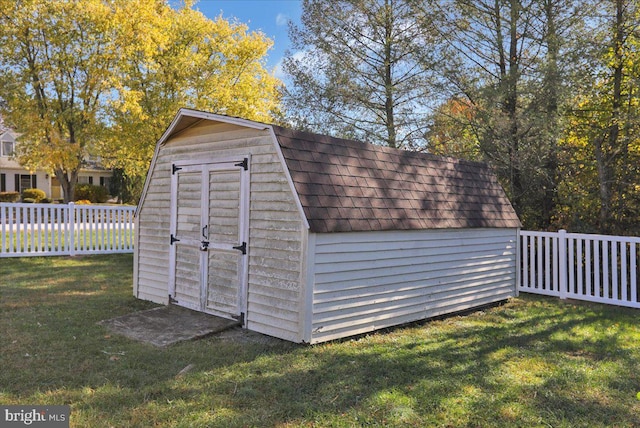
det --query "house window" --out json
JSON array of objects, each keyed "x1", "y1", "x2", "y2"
[
  {"x1": 15, "y1": 174, "x2": 37, "y2": 192},
  {"x1": 1, "y1": 140, "x2": 13, "y2": 157}
]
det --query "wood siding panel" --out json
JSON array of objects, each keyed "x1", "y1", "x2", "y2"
[
  {"x1": 136, "y1": 122, "x2": 304, "y2": 341},
  {"x1": 309, "y1": 228, "x2": 518, "y2": 343}
]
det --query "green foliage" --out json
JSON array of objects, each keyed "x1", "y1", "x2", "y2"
[
  {"x1": 21, "y1": 198, "x2": 35, "y2": 203},
  {"x1": 74, "y1": 184, "x2": 109, "y2": 203},
  {"x1": 284, "y1": 0, "x2": 437, "y2": 149},
  {"x1": 21, "y1": 188, "x2": 46, "y2": 202},
  {"x1": 108, "y1": 168, "x2": 144, "y2": 204},
  {"x1": 0, "y1": 191, "x2": 20, "y2": 202}
]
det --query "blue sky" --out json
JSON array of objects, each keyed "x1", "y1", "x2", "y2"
[{"x1": 193, "y1": 0, "x2": 302, "y2": 77}]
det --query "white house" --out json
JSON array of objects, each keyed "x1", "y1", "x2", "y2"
[
  {"x1": 134, "y1": 109, "x2": 522, "y2": 343},
  {"x1": 0, "y1": 129, "x2": 112, "y2": 200}
]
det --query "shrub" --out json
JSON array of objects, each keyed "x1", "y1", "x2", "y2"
[
  {"x1": 75, "y1": 199, "x2": 92, "y2": 205},
  {"x1": 0, "y1": 191, "x2": 20, "y2": 202},
  {"x1": 22, "y1": 198, "x2": 35, "y2": 203},
  {"x1": 74, "y1": 184, "x2": 110, "y2": 203},
  {"x1": 22, "y1": 188, "x2": 46, "y2": 202}
]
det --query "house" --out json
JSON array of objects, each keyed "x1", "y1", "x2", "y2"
[
  {"x1": 0, "y1": 129, "x2": 112, "y2": 200},
  {"x1": 134, "y1": 109, "x2": 521, "y2": 344}
]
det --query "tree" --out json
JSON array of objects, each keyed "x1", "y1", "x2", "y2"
[
  {"x1": 103, "y1": 3, "x2": 282, "y2": 183},
  {"x1": 425, "y1": 97, "x2": 483, "y2": 160},
  {"x1": 283, "y1": 0, "x2": 440, "y2": 149},
  {"x1": 0, "y1": 0, "x2": 282, "y2": 202},
  {"x1": 0, "y1": 0, "x2": 119, "y2": 202},
  {"x1": 562, "y1": 0, "x2": 640, "y2": 233},
  {"x1": 421, "y1": 0, "x2": 588, "y2": 229}
]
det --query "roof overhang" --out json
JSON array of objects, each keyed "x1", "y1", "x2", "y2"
[{"x1": 157, "y1": 108, "x2": 270, "y2": 146}]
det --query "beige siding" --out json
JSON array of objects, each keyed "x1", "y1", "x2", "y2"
[
  {"x1": 136, "y1": 121, "x2": 305, "y2": 341},
  {"x1": 309, "y1": 228, "x2": 518, "y2": 343}
]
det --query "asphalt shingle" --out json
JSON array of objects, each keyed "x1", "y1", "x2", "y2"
[{"x1": 272, "y1": 125, "x2": 521, "y2": 233}]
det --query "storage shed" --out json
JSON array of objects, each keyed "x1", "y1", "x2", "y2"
[{"x1": 134, "y1": 108, "x2": 521, "y2": 343}]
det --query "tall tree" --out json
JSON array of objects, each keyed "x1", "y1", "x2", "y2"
[
  {"x1": 422, "y1": 0, "x2": 587, "y2": 229},
  {"x1": 0, "y1": 0, "x2": 118, "y2": 202},
  {"x1": 422, "y1": 0, "x2": 539, "y2": 221},
  {"x1": 104, "y1": 4, "x2": 282, "y2": 183},
  {"x1": 564, "y1": 0, "x2": 640, "y2": 233},
  {"x1": 283, "y1": 0, "x2": 440, "y2": 149},
  {"x1": 0, "y1": 0, "x2": 281, "y2": 202}
]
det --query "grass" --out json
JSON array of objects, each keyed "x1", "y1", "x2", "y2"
[
  {"x1": 0, "y1": 229, "x2": 134, "y2": 254},
  {"x1": 2, "y1": 255, "x2": 640, "y2": 427}
]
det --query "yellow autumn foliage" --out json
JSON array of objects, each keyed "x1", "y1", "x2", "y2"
[{"x1": 0, "y1": 0, "x2": 282, "y2": 200}]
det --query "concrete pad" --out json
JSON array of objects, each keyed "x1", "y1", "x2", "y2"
[{"x1": 98, "y1": 305, "x2": 240, "y2": 347}]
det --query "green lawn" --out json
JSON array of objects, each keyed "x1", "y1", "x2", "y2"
[
  {"x1": 1, "y1": 255, "x2": 640, "y2": 427},
  {"x1": 0, "y1": 229, "x2": 134, "y2": 254}
]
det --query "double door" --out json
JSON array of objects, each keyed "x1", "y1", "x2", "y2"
[{"x1": 168, "y1": 158, "x2": 249, "y2": 321}]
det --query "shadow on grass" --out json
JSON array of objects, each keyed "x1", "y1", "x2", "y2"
[{"x1": 2, "y1": 255, "x2": 640, "y2": 427}]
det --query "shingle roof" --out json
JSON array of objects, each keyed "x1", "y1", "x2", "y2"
[{"x1": 272, "y1": 126, "x2": 521, "y2": 233}]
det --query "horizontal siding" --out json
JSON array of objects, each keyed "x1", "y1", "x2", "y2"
[
  {"x1": 309, "y1": 228, "x2": 518, "y2": 343},
  {"x1": 136, "y1": 121, "x2": 304, "y2": 342}
]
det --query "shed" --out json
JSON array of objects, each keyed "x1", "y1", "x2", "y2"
[{"x1": 134, "y1": 108, "x2": 521, "y2": 343}]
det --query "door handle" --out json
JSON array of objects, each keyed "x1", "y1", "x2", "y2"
[{"x1": 202, "y1": 225, "x2": 208, "y2": 239}]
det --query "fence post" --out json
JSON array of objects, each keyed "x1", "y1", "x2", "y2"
[
  {"x1": 515, "y1": 228, "x2": 521, "y2": 296},
  {"x1": 68, "y1": 202, "x2": 76, "y2": 257},
  {"x1": 558, "y1": 229, "x2": 567, "y2": 299}
]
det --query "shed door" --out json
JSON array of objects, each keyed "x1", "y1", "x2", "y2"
[{"x1": 169, "y1": 158, "x2": 249, "y2": 321}]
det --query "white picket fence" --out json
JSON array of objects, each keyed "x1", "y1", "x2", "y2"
[
  {"x1": 0, "y1": 202, "x2": 135, "y2": 257},
  {"x1": 520, "y1": 229, "x2": 640, "y2": 309}
]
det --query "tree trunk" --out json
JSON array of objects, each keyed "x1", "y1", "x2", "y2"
[
  {"x1": 541, "y1": 0, "x2": 560, "y2": 229},
  {"x1": 383, "y1": 0, "x2": 397, "y2": 149},
  {"x1": 55, "y1": 168, "x2": 78, "y2": 203},
  {"x1": 595, "y1": 0, "x2": 624, "y2": 233}
]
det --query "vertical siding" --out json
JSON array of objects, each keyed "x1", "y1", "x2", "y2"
[
  {"x1": 309, "y1": 228, "x2": 518, "y2": 343},
  {"x1": 135, "y1": 121, "x2": 305, "y2": 341}
]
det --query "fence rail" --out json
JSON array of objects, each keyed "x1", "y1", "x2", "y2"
[
  {"x1": 0, "y1": 202, "x2": 135, "y2": 257},
  {"x1": 520, "y1": 229, "x2": 640, "y2": 309}
]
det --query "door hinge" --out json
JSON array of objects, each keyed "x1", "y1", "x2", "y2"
[
  {"x1": 232, "y1": 242, "x2": 247, "y2": 255},
  {"x1": 234, "y1": 312, "x2": 245, "y2": 325},
  {"x1": 172, "y1": 164, "x2": 183, "y2": 175},
  {"x1": 170, "y1": 234, "x2": 180, "y2": 245},
  {"x1": 234, "y1": 158, "x2": 248, "y2": 170}
]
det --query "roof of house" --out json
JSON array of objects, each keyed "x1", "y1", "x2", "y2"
[
  {"x1": 150, "y1": 109, "x2": 521, "y2": 233},
  {"x1": 272, "y1": 125, "x2": 521, "y2": 233}
]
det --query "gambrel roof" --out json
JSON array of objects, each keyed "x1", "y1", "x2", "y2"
[
  {"x1": 149, "y1": 109, "x2": 521, "y2": 233},
  {"x1": 272, "y1": 126, "x2": 521, "y2": 233}
]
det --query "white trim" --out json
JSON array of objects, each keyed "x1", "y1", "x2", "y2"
[
  {"x1": 168, "y1": 157, "x2": 250, "y2": 319},
  {"x1": 136, "y1": 139, "x2": 163, "y2": 217},
  {"x1": 199, "y1": 166, "x2": 209, "y2": 311},
  {"x1": 265, "y1": 126, "x2": 310, "y2": 230},
  {"x1": 137, "y1": 109, "x2": 269, "y2": 216},
  {"x1": 239, "y1": 155, "x2": 251, "y2": 325},
  {"x1": 302, "y1": 232, "x2": 316, "y2": 343},
  {"x1": 157, "y1": 108, "x2": 269, "y2": 147},
  {"x1": 167, "y1": 163, "x2": 179, "y2": 298}
]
